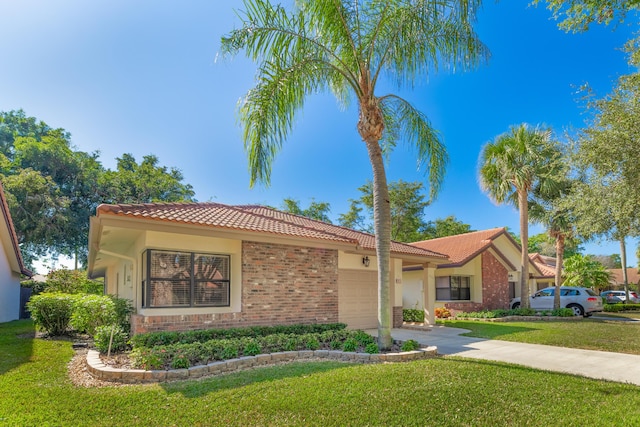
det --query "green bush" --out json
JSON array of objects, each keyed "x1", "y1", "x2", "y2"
[
  {"x1": 604, "y1": 303, "x2": 640, "y2": 312},
  {"x1": 70, "y1": 294, "x2": 117, "y2": 335},
  {"x1": 128, "y1": 326, "x2": 381, "y2": 370},
  {"x1": 130, "y1": 323, "x2": 347, "y2": 349},
  {"x1": 109, "y1": 296, "x2": 134, "y2": 331},
  {"x1": 400, "y1": 339, "x2": 420, "y2": 352},
  {"x1": 170, "y1": 352, "x2": 190, "y2": 369},
  {"x1": 26, "y1": 293, "x2": 78, "y2": 335},
  {"x1": 44, "y1": 268, "x2": 103, "y2": 294},
  {"x1": 342, "y1": 338, "x2": 358, "y2": 352},
  {"x1": 403, "y1": 309, "x2": 425, "y2": 323},
  {"x1": 551, "y1": 308, "x2": 575, "y2": 317},
  {"x1": 94, "y1": 325, "x2": 129, "y2": 354},
  {"x1": 243, "y1": 339, "x2": 262, "y2": 356}
]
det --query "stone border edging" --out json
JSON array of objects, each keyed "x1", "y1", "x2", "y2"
[{"x1": 86, "y1": 346, "x2": 438, "y2": 384}]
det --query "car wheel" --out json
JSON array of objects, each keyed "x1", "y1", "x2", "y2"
[
  {"x1": 567, "y1": 304, "x2": 584, "y2": 317},
  {"x1": 511, "y1": 302, "x2": 520, "y2": 310}
]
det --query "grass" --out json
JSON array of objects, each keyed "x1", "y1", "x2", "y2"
[
  {"x1": 440, "y1": 316, "x2": 640, "y2": 355},
  {"x1": 3, "y1": 320, "x2": 640, "y2": 425}
]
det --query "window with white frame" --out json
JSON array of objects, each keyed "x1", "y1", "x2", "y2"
[
  {"x1": 142, "y1": 249, "x2": 230, "y2": 308},
  {"x1": 436, "y1": 276, "x2": 471, "y2": 301}
]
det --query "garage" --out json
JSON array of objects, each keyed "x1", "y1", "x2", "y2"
[{"x1": 338, "y1": 269, "x2": 378, "y2": 329}]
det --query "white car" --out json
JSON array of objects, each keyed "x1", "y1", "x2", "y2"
[
  {"x1": 601, "y1": 290, "x2": 640, "y2": 304},
  {"x1": 510, "y1": 286, "x2": 603, "y2": 317}
]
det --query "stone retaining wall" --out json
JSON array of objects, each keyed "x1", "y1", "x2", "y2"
[{"x1": 86, "y1": 346, "x2": 438, "y2": 384}]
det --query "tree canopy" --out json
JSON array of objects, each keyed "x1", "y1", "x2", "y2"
[
  {"x1": 0, "y1": 110, "x2": 195, "y2": 268},
  {"x1": 534, "y1": 0, "x2": 640, "y2": 32}
]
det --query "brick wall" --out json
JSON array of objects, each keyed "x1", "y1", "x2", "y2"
[
  {"x1": 480, "y1": 251, "x2": 510, "y2": 310},
  {"x1": 441, "y1": 251, "x2": 510, "y2": 316},
  {"x1": 132, "y1": 241, "x2": 339, "y2": 334},
  {"x1": 393, "y1": 306, "x2": 403, "y2": 328}
]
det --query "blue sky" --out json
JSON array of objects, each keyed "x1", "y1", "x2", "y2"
[{"x1": 1, "y1": 1, "x2": 638, "y2": 269}]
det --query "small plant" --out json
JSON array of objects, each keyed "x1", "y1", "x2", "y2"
[
  {"x1": 435, "y1": 307, "x2": 451, "y2": 319},
  {"x1": 243, "y1": 340, "x2": 262, "y2": 356},
  {"x1": 342, "y1": 338, "x2": 358, "y2": 352},
  {"x1": 220, "y1": 345, "x2": 239, "y2": 360},
  {"x1": 170, "y1": 353, "x2": 190, "y2": 369},
  {"x1": 94, "y1": 324, "x2": 129, "y2": 354},
  {"x1": 365, "y1": 343, "x2": 379, "y2": 354},
  {"x1": 403, "y1": 309, "x2": 425, "y2": 323},
  {"x1": 130, "y1": 348, "x2": 164, "y2": 370},
  {"x1": 330, "y1": 340, "x2": 342, "y2": 350},
  {"x1": 400, "y1": 339, "x2": 420, "y2": 352},
  {"x1": 304, "y1": 335, "x2": 320, "y2": 350}
]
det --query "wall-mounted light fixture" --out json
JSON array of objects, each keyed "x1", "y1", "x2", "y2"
[{"x1": 362, "y1": 256, "x2": 370, "y2": 267}]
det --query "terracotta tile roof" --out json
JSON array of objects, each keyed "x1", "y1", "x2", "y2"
[
  {"x1": 410, "y1": 228, "x2": 507, "y2": 265},
  {"x1": 529, "y1": 253, "x2": 555, "y2": 278},
  {"x1": 608, "y1": 268, "x2": 640, "y2": 285},
  {"x1": 0, "y1": 181, "x2": 31, "y2": 276},
  {"x1": 96, "y1": 202, "x2": 448, "y2": 259}
]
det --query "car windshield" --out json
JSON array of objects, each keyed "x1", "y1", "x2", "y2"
[{"x1": 584, "y1": 289, "x2": 598, "y2": 296}]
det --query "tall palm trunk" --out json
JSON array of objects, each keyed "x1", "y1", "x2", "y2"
[
  {"x1": 620, "y1": 239, "x2": 629, "y2": 300},
  {"x1": 359, "y1": 96, "x2": 392, "y2": 350},
  {"x1": 553, "y1": 233, "x2": 565, "y2": 309},
  {"x1": 518, "y1": 189, "x2": 530, "y2": 308}
]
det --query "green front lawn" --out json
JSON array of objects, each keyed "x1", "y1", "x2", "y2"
[
  {"x1": 440, "y1": 317, "x2": 640, "y2": 354},
  {"x1": 3, "y1": 319, "x2": 640, "y2": 426}
]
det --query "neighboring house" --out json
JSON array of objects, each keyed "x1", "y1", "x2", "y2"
[
  {"x1": 403, "y1": 228, "x2": 553, "y2": 323},
  {"x1": 608, "y1": 268, "x2": 640, "y2": 288},
  {"x1": 529, "y1": 253, "x2": 556, "y2": 289},
  {"x1": 0, "y1": 182, "x2": 32, "y2": 323},
  {"x1": 87, "y1": 202, "x2": 448, "y2": 334}
]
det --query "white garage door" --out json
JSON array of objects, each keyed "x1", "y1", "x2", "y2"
[{"x1": 338, "y1": 269, "x2": 378, "y2": 329}]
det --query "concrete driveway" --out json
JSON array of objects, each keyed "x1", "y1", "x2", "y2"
[{"x1": 367, "y1": 326, "x2": 640, "y2": 386}]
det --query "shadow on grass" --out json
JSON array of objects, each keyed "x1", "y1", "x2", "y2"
[
  {"x1": 0, "y1": 319, "x2": 35, "y2": 375},
  {"x1": 160, "y1": 360, "x2": 355, "y2": 398}
]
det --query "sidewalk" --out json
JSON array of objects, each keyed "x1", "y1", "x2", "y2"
[{"x1": 367, "y1": 326, "x2": 640, "y2": 386}]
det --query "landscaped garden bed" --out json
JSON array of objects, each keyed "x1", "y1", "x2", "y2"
[{"x1": 85, "y1": 323, "x2": 436, "y2": 383}]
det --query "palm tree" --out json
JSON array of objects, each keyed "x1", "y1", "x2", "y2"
[
  {"x1": 478, "y1": 124, "x2": 560, "y2": 309},
  {"x1": 221, "y1": 0, "x2": 487, "y2": 348},
  {"x1": 529, "y1": 174, "x2": 576, "y2": 309}
]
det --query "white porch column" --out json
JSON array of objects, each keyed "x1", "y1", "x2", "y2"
[{"x1": 422, "y1": 263, "x2": 436, "y2": 325}]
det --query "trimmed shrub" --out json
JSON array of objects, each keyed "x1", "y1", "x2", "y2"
[
  {"x1": 70, "y1": 294, "x2": 117, "y2": 335},
  {"x1": 130, "y1": 323, "x2": 347, "y2": 349},
  {"x1": 403, "y1": 309, "x2": 424, "y2": 323},
  {"x1": 94, "y1": 325, "x2": 129, "y2": 354},
  {"x1": 26, "y1": 293, "x2": 78, "y2": 335},
  {"x1": 604, "y1": 303, "x2": 640, "y2": 312}
]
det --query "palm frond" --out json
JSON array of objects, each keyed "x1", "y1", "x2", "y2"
[{"x1": 380, "y1": 95, "x2": 448, "y2": 200}]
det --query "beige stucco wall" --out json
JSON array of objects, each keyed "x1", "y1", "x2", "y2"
[
  {"x1": 100, "y1": 230, "x2": 244, "y2": 317},
  {"x1": 0, "y1": 241, "x2": 20, "y2": 323},
  {"x1": 338, "y1": 251, "x2": 377, "y2": 271}
]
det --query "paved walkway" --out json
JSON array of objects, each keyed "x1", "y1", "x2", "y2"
[{"x1": 367, "y1": 326, "x2": 640, "y2": 386}]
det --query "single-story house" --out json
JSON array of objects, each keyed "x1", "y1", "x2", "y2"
[
  {"x1": 607, "y1": 268, "x2": 640, "y2": 288},
  {"x1": 0, "y1": 182, "x2": 32, "y2": 323},
  {"x1": 403, "y1": 228, "x2": 554, "y2": 323},
  {"x1": 87, "y1": 202, "x2": 448, "y2": 334}
]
